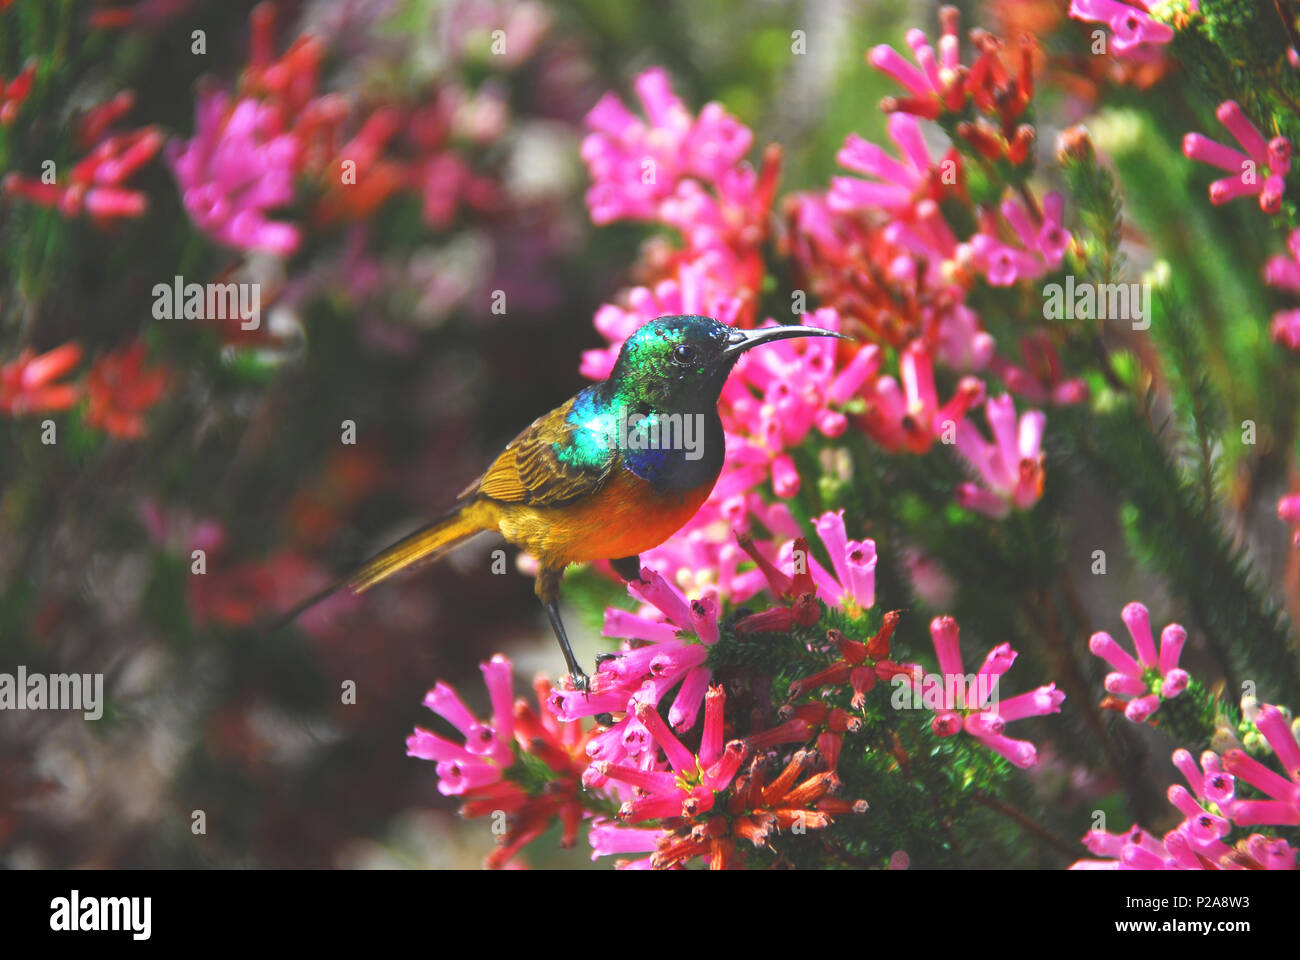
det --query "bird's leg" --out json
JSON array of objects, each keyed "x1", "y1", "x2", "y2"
[
  {"x1": 610, "y1": 555, "x2": 645, "y2": 584},
  {"x1": 535, "y1": 564, "x2": 589, "y2": 693},
  {"x1": 591, "y1": 556, "x2": 644, "y2": 726}
]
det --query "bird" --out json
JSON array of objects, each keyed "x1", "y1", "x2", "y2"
[{"x1": 275, "y1": 314, "x2": 847, "y2": 690}]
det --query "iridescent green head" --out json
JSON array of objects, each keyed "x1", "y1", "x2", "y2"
[{"x1": 604, "y1": 315, "x2": 846, "y2": 409}]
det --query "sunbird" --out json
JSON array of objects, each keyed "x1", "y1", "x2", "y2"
[{"x1": 278, "y1": 315, "x2": 846, "y2": 688}]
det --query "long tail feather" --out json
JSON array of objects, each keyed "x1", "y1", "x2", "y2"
[
  {"x1": 268, "y1": 504, "x2": 488, "y2": 632},
  {"x1": 347, "y1": 505, "x2": 487, "y2": 592}
]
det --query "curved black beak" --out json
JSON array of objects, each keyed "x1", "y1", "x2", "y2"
[{"x1": 716, "y1": 324, "x2": 851, "y2": 366}]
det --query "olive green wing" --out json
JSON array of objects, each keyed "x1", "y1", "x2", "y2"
[{"x1": 461, "y1": 394, "x2": 617, "y2": 508}]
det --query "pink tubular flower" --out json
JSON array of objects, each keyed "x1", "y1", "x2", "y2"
[
  {"x1": 587, "y1": 818, "x2": 667, "y2": 870},
  {"x1": 721, "y1": 309, "x2": 879, "y2": 498},
  {"x1": 1278, "y1": 492, "x2": 1300, "y2": 546},
  {"x1": 599, "y1": 698, "x2": 744, "y2": 824},
  {"x1": 580, "y1": 258, "x2": 744, "y2": 380},
  {"x1": 1067, "y1": 2, "x2": 1190, "y2": 57},
  {"x1": 407, "y1": 656, "x2": 516, "y2": 796},
  {"x1": 1088, "y1": 602, "x2": 1189, "y2": 723},
  {"x1": 991, "y1": 332, "x2": 1089, "y2": 406},
  {"x1": 733, "y1": 512, "x2": 879, "y2": 620},
  {"x1": 859, "y1": 340, "x2": 985, "y2": 455},
  {"x1": 410, "y1": 659, "x2": 607, "y2": 868},
  {"x1": 952, "y1": 393, "x2": 1046, "y2": 517},
  {"x1": 1263, "y1": 230, "x2": 1300, "y2": 350},
  {"x1": 828, "y1": 113, "x2": 951, "y2": 216},
  {"x1": 1183, "y1": 100, "x2": 1291, "y2": 214},
  {"x1": 1073, "y1": 821, "x2": 1295, "y2": 870},
  {"x1": 921, "y1": 615, "x2": 1063, "y2": 768},
  {"x1": 1222, "y1": 705, "x2": 1300, "y2": 828},
  {"x1": 803, "y1": 510, "x2": 877, "y2": 614},
  {"x1": 1073, "y1": 744, "x2": 1296, "y2": 870},
  {"x1": 548, "y1": 566, "x2": 720, "y2": 781},
  {"x1": 166, "y1": 89, "x2": 302, "y2": 255},
  {"x1": 867, "y1": 6, "x2": 966, "y2": 119},
  {"x1": 963, "y1": 191, "x2": 1071, "y2": 287}
]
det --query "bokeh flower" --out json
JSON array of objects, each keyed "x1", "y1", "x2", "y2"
[{"x1": 1184, "y1": 100, "x2": 1291, "y2": 214}]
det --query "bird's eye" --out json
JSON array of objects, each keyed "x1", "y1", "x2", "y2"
[{"x1": 672, "y1": 343, "x2": 698, "y2": 366}]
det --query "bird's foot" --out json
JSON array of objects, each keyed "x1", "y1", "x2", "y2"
[
  {"x1": 594, "y1": 712, "x2": 616, "y2": 727},
  {"x1": 568, "y1": 668, "x2": 591, "y2": 696}
]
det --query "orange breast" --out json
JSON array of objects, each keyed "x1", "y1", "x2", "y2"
[{"x1": 489, "y1": 467, "x2": 713, "y2": 567}]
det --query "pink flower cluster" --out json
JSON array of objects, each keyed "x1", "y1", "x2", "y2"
[
  {"x1": 1264, "y1": 229, "x2": 1300, "y2": 351},
  {"x1": 917, "y1": 615, "x2": 1064, "y2": 768},
  {"x1": 1068, "y1": 2, "x2": 1192, "y2": 58},
  {"x1": 1074, "y1": 704, "x2": 1300, "y2": 869},
  {"x1": 167, "y1": 90, "x2": 302, "y2": 255},
  {"x1": 1184, "y1": 100, "x2": 1291, "y2": 214},
  {"x1": 552, "y1": 511, "x2": 877, "y2": 746},
  {"x1": 582, "y1": 66, "x2": 753, "y2": 226},
  {"x1": 1089, "y1": 602, "x2": 1189, "y2": 723},
  {"x1": 953, "y1": 394, "x2": 1047, "y2": 518}
]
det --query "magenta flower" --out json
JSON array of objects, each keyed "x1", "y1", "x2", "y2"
[
  {"x1": 1074, "y1": 825, "x2": 1295, "y2": 870},
  {"x1": 548, "y1": 566, "x2": 720, "y2": 782},
  {"x1": 726, "y1": 509, "x2": 880, "y2": 616},
  {"x1": 952, "y1": 393, "x2": 1046, "y2": 517},
  {"x1": 1263, "y1": 230, "x2": 1300, "y2": 350},
  {"x1": 920, "y1": 615, "x2": 1064, "y2": 768},
  {"x1": 859, "y1": 340, "x2": 986, "y2": 454},
  {"x1": 1088, "y1": 602, "x2": 1189, "y2": 723},
  {"x1": 581, "y1": 66, "x2": 753, "y2": 225},
  {"x1": 1278, "y1": 492, "x2": 1300, "y2": 546},
  {"x1": 580, "y1": 258, "x2": 744, "y2": 380},
  {"x1": 805, "y1": 510, "x2": 878, "y2": 614},
  {"x1": 990, "y1": 332, "x2": 1089, "y2": 406},
  {"x1": 1222, "y1": 705, "x2": 1300, "y2": 828},
  {"x1": 634, "y1": 483, "x2": 799, "y2": 601},
  {"x1": 867, "y1": 6, "x2": 966, "y2": 119},
  {"x1": 407, "y1": 654, "x2": 516, "y2": 795},
  {"x1": 1067, "y1": 1, "x2": 1190, "y2": 57},
  {"x1": 933, "y1": 302, "x2": 996, "y2": 372},
  {"x1": 829, "y1": 113, "x2": 946, "y2": 216},
  {"x1": 1073, "y1": 745, "x2": 1296, "y2": 870},
  {"x1": 1183, "y1": 100, "x2": 1291, "y2": 214},
  {"x1": 1166, "y1": 750, "x2": 1235, "y2": 849},
  {"x1": 587, "y1": 818, "x2": 667, "y2": 870},
  {"x1": 721, "y1": 309, "x2": 879, "y2": 498},
  {"x1": 596, "y1": 695, "x2": 746, "y2": 823},
  {"x1": 167, "y1": 89, "x2": 302, "y2": 255},
  {"x1": 963, "y1": 192, "x2": 1070, "y2": 287}
]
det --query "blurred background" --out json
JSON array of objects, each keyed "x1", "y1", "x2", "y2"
[{"x1": 2, "y1": 0, "x2": 1297, "y2": 868}]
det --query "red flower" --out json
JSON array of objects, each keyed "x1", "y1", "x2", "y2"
[
  {"x1": 0, "y1": 343, "x2": 83, "y2": 415},
  {"x1": 3, "y1": 96, "x2": 162, "y2": 225},
  {"x1": 0, "y1": 57, "x2": 37, "y2": 126},
  {"x1": 88, "y1": 0, "x2": 192, "y2": 31},
  {"x1": 84, "y1": 343, "x2": 169, "y2": 439}
]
